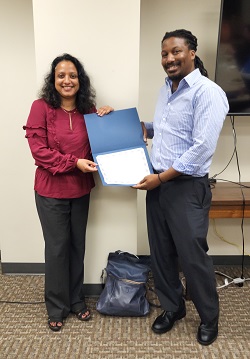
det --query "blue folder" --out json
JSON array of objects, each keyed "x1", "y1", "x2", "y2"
[{"x1": 84, "y1": 107, "x2": 153, "y2": 186}]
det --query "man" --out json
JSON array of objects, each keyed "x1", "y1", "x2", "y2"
[{"x1": 134, "y1": 29, "x2": 229, "y2": 345}]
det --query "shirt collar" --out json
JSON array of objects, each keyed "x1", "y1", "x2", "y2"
[{"x1": 165, "y1": 68, "x2": 202, "y2": 89}]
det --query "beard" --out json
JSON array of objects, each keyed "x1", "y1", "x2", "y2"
[
  {"x1": 167, "y1": 73, "x2": 183, "y2": 82},
  {"x1": 163, "y1": 61, "x2": 183, "y2": 82}
]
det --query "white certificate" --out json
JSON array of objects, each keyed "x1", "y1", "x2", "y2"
[{"x1": 96, "y1": 147, "x2": 151, "y2": 185}]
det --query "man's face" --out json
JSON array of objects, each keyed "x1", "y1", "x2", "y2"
[{"x1": 161, "y1": 37, "x2": 195, "y2": 85}]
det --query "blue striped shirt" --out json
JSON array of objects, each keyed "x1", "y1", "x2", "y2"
[{"x1": 144, "y1": 69, "x2": 229, "y2": 177}]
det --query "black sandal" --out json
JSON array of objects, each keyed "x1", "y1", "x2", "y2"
[
  {"x1": 75, "y1": 308, "x2": 91, "y2": 321},
  {"x1": 48, "y1": 319, "x2": 63, "y2": 332}
]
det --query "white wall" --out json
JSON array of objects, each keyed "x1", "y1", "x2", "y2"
[
  {"x1": 0, "y1": 0, "x2": 43, "y2": 261},
  {"x1": 1, "y1": 0, "x2": 250, "y2": 281}
]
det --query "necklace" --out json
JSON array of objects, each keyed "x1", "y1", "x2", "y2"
[{"x1": 61, "y1": 107, "x2": 77, "y2": 130}]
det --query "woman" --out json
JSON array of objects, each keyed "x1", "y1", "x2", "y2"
[{"x1": 24, "y1": 53, "x2": 113, "y2": 331}]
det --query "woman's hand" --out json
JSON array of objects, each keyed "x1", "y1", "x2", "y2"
[
  {"x1": 76, "y1": 159, "x2": 98, "y2": 173},
  {"x1": 96, "y1": 105, "x2": 114, "y2": 116},
  {"x1": 141, "y1": 121, "x2": 148, "y2": 145},
  {"x1": 133, "y1": 174, "x2": 161, "y2": 191}
]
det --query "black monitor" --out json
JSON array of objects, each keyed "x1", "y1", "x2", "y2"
[{"x1": 215, "y1": 0, "x2": 250, "y2": 115}]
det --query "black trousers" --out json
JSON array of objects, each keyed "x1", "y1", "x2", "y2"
[
  {"x1": 35, "y1": 192, "x2": 90, "y2": 321},
  {"x1": 146, "y1": 176, "x2": 219, "y2": 324}
]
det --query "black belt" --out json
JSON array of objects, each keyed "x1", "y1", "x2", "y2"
[{"x1": 153, "y1": 169, "x2": 208, "y2": 180}]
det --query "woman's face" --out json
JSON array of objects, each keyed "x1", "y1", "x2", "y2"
[{"x1": 54, "y1": 60, "x2": 80, "y2": 100}]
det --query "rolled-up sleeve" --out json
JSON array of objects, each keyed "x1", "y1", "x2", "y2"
[
  {"x1": 172, "y1": 86, "x2": 229, "y2": 175},
  {"x1": 144, "y1": 121, "x2": 154, "y2": 139}
]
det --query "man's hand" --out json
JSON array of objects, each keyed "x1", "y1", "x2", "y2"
[
  {"x1": 76, "y1": 159, "x2": 98, "y2": 173},
  {"x1": 96, "y1": 106, "x2": 114, "y2": 116},
  {"x1": 133, "y1": 174, "x2": 161, "y2": 190}
]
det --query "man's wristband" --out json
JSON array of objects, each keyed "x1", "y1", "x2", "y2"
[{"x1": 158, "y1": 173, "x2": 164, "y2": 184}]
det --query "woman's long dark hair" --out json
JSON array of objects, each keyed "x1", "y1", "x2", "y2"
[
  {"x1": 162, "y1": 29, "x2": 208, "y2": 78},
  {"x1": 39, "y1": 53, "x2": 96, "y2": 113}
]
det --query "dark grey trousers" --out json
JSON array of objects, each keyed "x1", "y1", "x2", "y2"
[
  {"x1": 146, "y1": 176, "x2": 219, "y2": 324},
  {"x1": 35, "y1": 192, "x2": 90, "y2": 321}
]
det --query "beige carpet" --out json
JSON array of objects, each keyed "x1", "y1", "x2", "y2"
[{"x1": 0, "y1": 266, "x2": 250, "y2": 359}]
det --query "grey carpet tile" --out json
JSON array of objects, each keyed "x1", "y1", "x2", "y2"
[{"x1": 0, "y1": 266, "x2": 250, "y2": 359}]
